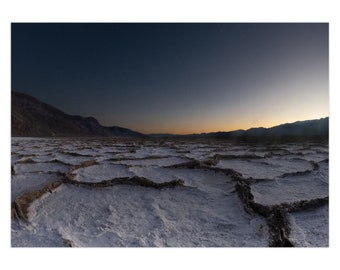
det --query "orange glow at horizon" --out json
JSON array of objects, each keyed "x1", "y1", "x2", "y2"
[{"x1": 132, "y1": 113, "x2": 329, "y2": 135}]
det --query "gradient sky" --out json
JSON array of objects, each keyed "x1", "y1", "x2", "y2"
[{"x1": 11, "y1": 23, "x2": 329, "y2": 134}]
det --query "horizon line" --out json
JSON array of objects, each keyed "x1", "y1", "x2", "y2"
[
  {"x1": 12, "y1": 91, "x2": 329, "y2": 136},
  {"x1": 140, "y1": 116, "x2": 329, "y2": 135}
]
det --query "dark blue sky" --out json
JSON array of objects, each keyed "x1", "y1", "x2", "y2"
[{"x1": 11, "y1": 23, "x2": 328, "y2": 134}]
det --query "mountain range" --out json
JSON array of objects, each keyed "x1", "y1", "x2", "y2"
[
  {"x1": 190, "y1": 117, "x2": 328, "y2": 142},
  {"x1": 12, "y1": 91, "x2": 328, "y2": 140},
  {"x1": 150, "y1": 118, "x2": 328, "y2": 142},
  {"x1": 12, "y1": 91, "x2": 144, "y2": 137}
]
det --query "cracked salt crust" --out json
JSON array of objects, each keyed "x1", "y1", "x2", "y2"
[{"x1": 11, "y1": 138, "x2": 329, "y2": 247}]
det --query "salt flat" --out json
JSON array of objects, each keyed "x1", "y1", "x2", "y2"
[{"x1": 11, "y1": 138, "x2": 329, "y2": 247}]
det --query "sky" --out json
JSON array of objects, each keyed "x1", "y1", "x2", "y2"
[{"x1": 11, "y1": 23, "x2": 329, "y2": 134}]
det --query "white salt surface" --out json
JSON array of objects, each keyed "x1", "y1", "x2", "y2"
[
  {"x1": 216, "y1": 156, "x2": 313, "y2": 179},
  {"x1": 14, "y1": 162, "x2": 69, "y2": 174},
  {"x1": 12, "y1": 183, "x2": 267, "y2": 247},
  {"x1": 288, "y1": 205, "x2": 329, "y2": 247},
  {"x1": 11, "y1": 138, "x2": 328, "y2": 247},
  {"x1": 12, "y1": 172, "x2": 61, "y2": 199},
  {"x1": 113, "y1": 156, "x2": 190, "y2": 167},
  {"x1": 251, "y1": 161, "x2": 328, "y2": 206},
  {"x1": 52, "y1": 152, "x2": 91, "y2": 165},
  {"x1": 74, "y1": 163, "x2": 134, "y2": 182}
]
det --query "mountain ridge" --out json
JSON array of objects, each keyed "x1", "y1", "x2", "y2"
[
  {"x1": 12, "y1": 91, "x2": 328, "y2": 141},
  {"x1": 12, "y1": 91, "x2": 144, "y2": 137},
  {"x1": 149, "y1": 117, "x2": 329, "y2": 141}
]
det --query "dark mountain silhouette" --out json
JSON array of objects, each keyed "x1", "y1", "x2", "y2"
[
  {"x1": 221, "y1": 118, "x2": 327, "y2": 140},
  {"x1": 12, "y1": 91, "x2": 144, "y2": 137},
  {"x1": 202, "y1": 118, "x2": 328, "y2": 138},
  {"x1": 12, "y1": 91, "x2": 328, "y2": 141},
  {"x1": 150, "y1": 118, "x2": 329, "y2": 142}
]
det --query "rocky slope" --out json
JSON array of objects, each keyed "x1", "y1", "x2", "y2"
[{"x1": 12, "y1": 91, "x2": 144, "y2": 137}]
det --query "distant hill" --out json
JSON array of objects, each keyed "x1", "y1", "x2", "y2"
[
  {"x1": 11, "y1": 91, "x2": 144, "y2": 137},
  {"x1": 12, "y1": 91, "x2": 328, "y2": 141},
  {"x1": 150, "y1": 118, "x2": 329, "y2": 142},
  {"x1": 206, "y1": 118, "x2": 328, "y2": 138}
]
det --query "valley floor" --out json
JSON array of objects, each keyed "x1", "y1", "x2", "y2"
[{"x1": 11, "y1": 137, "x2": 329, "y2": 247}]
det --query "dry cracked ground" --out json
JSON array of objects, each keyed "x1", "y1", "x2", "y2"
[{"x1": 11, "y1": 138, "x2": 329, "y2": 247}]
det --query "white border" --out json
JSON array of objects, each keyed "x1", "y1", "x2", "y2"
[{"x1": 1, "y1": 1, "x2": 339, "y2": 270}]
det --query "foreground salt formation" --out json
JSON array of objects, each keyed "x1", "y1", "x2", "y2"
[{"x1": 11, "y1": 138, "x2": 328, "y2": 247}]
